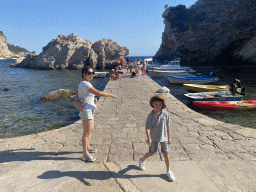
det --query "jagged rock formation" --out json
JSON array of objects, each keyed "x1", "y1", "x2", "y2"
[
  {"x1": 11, "y1": 52, "x2": 38, "y2": 68},
  {"x1": 155, "y1": 0, "x2": 256, "y2": 65},
  {"x1": 11, "y1": 33, "x2": 129, "y2": 70},
  {"x1": 92, "y1": 38, "x2": 129, "y2": 69},
  {"x1": 0, "y1": 32, "x2": 18, "y2": 58},
  {"x1": 17, "y1": 52, "x2": 32, "y2": 57}
]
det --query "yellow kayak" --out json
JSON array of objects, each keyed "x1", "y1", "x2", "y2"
[{"x1": 183, "y1": 84, "x2": 241, "y2": 93}]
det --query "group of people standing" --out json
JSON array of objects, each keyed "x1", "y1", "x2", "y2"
[
  {"x1": 121, "y1": 58, "x2": 147, "y2": 76},
  {"x1": 77, "y1": 65, "x2": 175, "y2": 182}
]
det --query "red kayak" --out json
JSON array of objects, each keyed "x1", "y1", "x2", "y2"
[{"x1": 193, "y1": 100, "x2": 256, "y2": 110}]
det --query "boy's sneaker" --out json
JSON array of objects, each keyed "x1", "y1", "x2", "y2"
[
  {"x1": 139, "y1": 157, "x2": 145, "y2": 170},
  {"x1": 166, "y1": 171, "x2": 175, "y2": 181}
]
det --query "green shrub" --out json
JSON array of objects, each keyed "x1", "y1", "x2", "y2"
[{"x1": 7, "y1": 44, "x2": 28, "y2": 54}]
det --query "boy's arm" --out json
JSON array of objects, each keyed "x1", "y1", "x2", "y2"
[
  {"x1": 167, "y1": 124, "x2": 171, "y2": 144},
  {"x1": 146, "y1": 127, "x2": 152, "y2": 146}
]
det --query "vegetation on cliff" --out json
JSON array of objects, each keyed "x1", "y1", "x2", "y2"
[{"x1": 7, "y1": 44, "x2": 28, "y2": 54}]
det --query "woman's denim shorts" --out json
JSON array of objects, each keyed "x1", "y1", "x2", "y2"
[{"x1": 79, "y1": 109, "x2": 95, "y2": 120}]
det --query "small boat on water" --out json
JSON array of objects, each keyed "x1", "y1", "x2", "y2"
[
  {"x1": 183, "y1": 84, "x2": 242, "y2": 93},
  {"x1": 145, "y1": 58, "x2": 160, "y2": 70},
  {"x1": 152, "y1": 58, "x2": 191, "y2": 71},
  {"x1": 168, "y1": 75, "x2": 219, "y2": 84},
  {"x1": 193, "y1": 100, "x2": 256, "y2": 110},
  {"x1": 184, "y1": 91, "x2": 244, "y2": 102},
  {"x1": 94, "y1": 72, "x2": 109, "y2": 78},
  {"x1": 148, "y1": 69, "x2": 189, "y2": 78}
]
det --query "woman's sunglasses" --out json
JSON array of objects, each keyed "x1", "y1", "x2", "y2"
[{"x1": 87, "y1": 72, "x2": 95, "y2": 75}]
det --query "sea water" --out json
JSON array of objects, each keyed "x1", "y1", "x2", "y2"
[
  {"x1": 1, "y1": 57, "x2": 256, "y2": 139},
  {"x1": 0, "y1": 59, "x2": 108, "y2": 138},
  {"x1": 150, "y1": 65, "x2": 256, "y2": 129}
]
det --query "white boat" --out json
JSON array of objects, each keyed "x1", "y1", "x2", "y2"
[
  {"x1": 184, "y1": 91, "x2": 244, "y2": 102},
  {"x1": 144, "y1": 58, "x2": 160, "y2": 70},
  {"x1": 144, "y1": 58, "x2": 153, "y2": 63},
  {"x1": 167, "y1": 75, "x2": 219, "y2": 84},
  {"x1": 94, "y1": 72, "x2": 109, "y2": 78},
  {"x1": 148, "y1": 69, "x2": 189, "y2": 77},
  {"x1": 0, "y1": 57, "x2": 6, "y2": 60},
  {"x1": 152, "y1": 58, "x2": 190, "y2": 71}
]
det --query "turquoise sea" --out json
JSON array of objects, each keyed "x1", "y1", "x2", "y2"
[{"x1": 0, "y1": 59, "x2": 108, "y2": 138}]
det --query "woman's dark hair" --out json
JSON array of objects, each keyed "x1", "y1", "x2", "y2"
[{"x1": 81, "y1": 66, "x2": 93, "y2": 78}]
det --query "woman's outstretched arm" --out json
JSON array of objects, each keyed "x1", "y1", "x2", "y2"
[{"x1": 87, "y1": 87, "x2": 118, "y2": 98}]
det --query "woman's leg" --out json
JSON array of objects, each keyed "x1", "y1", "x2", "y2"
[{"x1": 82, "y1": 119, "x2": 94, "y2": 157}]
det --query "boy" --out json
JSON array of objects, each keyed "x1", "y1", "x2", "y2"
[{"x1": 139, "y1": 94, "x2": 175, "y2": 181}]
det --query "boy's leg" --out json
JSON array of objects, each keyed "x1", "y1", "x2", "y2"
[
  {"x1": 161, "y1": 142, "x2": 175, "y2": 181},
  {"x1": 139, "y1": 142, "x2": 158, "y2": 170},
  {"x1": 143, "y1": 152, "x2": 153, "y2": 160},
  {"x1": 162, "y1": 153, "x2": 171, "y2": 169}
]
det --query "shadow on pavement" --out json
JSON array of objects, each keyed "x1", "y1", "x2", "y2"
[
  {"x1": 0, "y1": 148, "x2": 81, "y2": 163},
  {"x1": 37, "y1": 164, "x2": 169, "y2": 187}
]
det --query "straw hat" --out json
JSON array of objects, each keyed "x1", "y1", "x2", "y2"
[{"x1": 149, "y1": 94, "x2": 166, "y2": 109}]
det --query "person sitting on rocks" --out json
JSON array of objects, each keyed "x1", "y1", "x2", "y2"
[{"x1": 111, "y1": 66, "x2": 121, "y2": 80}]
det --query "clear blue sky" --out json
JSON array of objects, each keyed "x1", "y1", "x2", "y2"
[{"x1": 0, "y1": 0, "x2": 197, "y2": 56}]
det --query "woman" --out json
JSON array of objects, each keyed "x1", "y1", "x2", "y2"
[
  {"x1": 78, "y1": 66, "x2": 118, "y2": 162},
  {"x1": 136, "y1": 59, "x2": 141, "y2": 76},
  {"x1": 141, "y1": 59, "x2": 146, "y2": 75},
  {"x1": 111, "y1": 66, "x2": 121, "y2": 80}
]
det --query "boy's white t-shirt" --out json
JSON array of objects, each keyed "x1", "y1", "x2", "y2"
[{"x1": 78, "y1": 80, "x2": 96, "y2": 111}]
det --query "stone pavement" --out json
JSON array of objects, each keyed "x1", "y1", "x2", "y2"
[{"x1": 0, "y1": 71, "x2": 256, "y2": 192}]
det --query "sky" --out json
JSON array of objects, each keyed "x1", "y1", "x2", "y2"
[{"x1": 0, "y1": 0, "x2": 198, "y2": 56}]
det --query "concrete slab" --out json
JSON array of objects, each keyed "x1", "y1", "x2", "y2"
[
  {"x1": 0, "y1": 160, "x2": 91, "y2": 192},
  {"x1": 50, "y1": 163, "x2": 123, "y2": 192},
  {"x1": 115, "y1": 161, "x2": 220, "y2": 192},
  {"x1": 197, "y1": 160, "x2": 256, "y2": 192}
]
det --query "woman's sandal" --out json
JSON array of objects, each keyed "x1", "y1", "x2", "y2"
[
  {"x1": 81, "y1": 154, "x2": 96, "y2": 162},
  {"x1": 88, "y1": 146, "x2": 97, "y2": 153}
]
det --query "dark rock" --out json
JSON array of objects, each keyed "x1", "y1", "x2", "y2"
[
  {"x1": 155, "y1": 0, "x2": 256, "y2": 66},
  {"x1": 3, "y1": 88, "x2": 11, "y2": 91}
]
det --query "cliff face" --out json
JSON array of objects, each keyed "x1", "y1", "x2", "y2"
[
  {"x1": 11, "y1": 33, "x2": 129, "y2": 70},
  {"x1": 155, "y1": 0, "x2": 256, "y2": 65},
  {"x1": 0, "y1": 32, "x2": 17, "y2": 58}
]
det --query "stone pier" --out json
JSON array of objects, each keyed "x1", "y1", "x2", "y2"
[{"x1": 1, "y1": 71, "x2": 256, "y2": 192}]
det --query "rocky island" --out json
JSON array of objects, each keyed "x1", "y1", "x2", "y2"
[
  {"x1": 0, "y1": 31, "x2": 21, "y2": 59},
  {"x1": 155, "y1": 0, "x2": 256, "y2": 65},
  {"x1": 10, "y1": 33, "x2": 129, "y2": 70}
]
